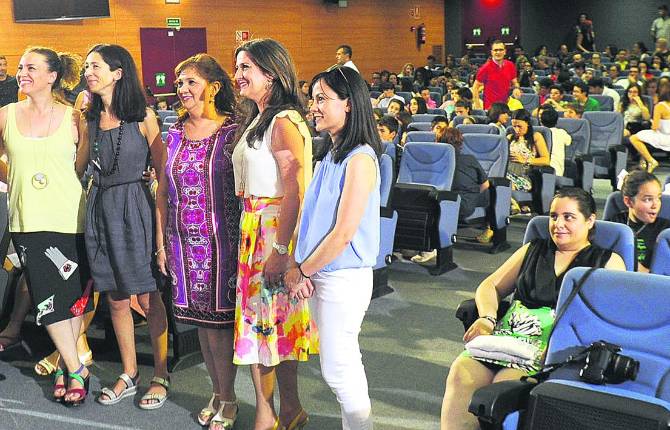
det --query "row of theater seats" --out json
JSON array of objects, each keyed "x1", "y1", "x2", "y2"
[
  {"x1": 454, "y1": 214, "x2": 670, "y2": 428},
  {"x1": 380, "y1": 123, "x2": 641, "y2": 276},
  {"x1": 403, "y1": 110, "x2": 627, "y2": 208}
]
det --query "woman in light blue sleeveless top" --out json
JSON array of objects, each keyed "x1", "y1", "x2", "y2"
[{"x1": 285, "y1": 66, "x2": 381, "y2": 430}]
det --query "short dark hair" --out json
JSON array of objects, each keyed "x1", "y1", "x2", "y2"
[
  {"x1": 309, "y1": 66, "x2": 381, "y2": 163},
  {"x1": 660, "y1": 5, "x2": 668, "y2": 12},
  {"x1": 438, "y1": 127, "x2": 464, "y2": 151},
  {"x1": 540, "y1": 108, "x2": 559, "y2": 128},
  {"x1": 337, "y1": 44, "x2": 352, "y2": 57},
  {"x1": 566, "y1": 102, "x2": 585, "y2": 116},
  {"x1": 491, "y1": 39, "x2": 505, "y2": 47},
  {"x1": 573, "y1": 81, "x2": 589, "y2": 94},
  {"x1": 430, "y1": 115, "x2": 448, "y2": 128},
  {"x1": 427, "y1": 55, "x2": 436, "y2": 61},
  {"x1": 488, "y1": 102, "x2": 511, "y2": 123},
  {"x1": 84, "y1": 44, "x2": 147, "y2": 123},
  {"x1": 455, "y1": 100, "x2": 471, "y2": 112},
  {"x1": 621, "y1": 169, "x2": 661, "y2": 199},
  {"x1": 378, "y1": 115, "x2": 399, "y2": 133},
  {"x1": 587, "y1": 78, "x2": 604, "y2": 89},
  {"x1": 380, "y1": 81, "x2": 395, "y2": 91},
  {"x1": 457, "y1": 87, "x2": 473, "y2": 101},
  {"x1": 573, "y1": 61, "x2": 586, "y2": 71},
  {"x1": 549, "y1": 84, "x2": 564, "y2": 94},
  {"x1": 539, "y1": 78, "x2": 553, "y2": 89}
]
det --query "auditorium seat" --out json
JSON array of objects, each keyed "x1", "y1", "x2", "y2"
[{"x1": 583, "y1": 111, "x2": 626, "y2": 190}]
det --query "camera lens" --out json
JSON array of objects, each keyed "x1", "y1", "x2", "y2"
[{"x1": 609, "y1": 354, "x2": 640, "y2": 383}]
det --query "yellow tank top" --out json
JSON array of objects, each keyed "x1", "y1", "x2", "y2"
[{"x1": 3, "y1": 103, "x2": 86, "y2": 233}]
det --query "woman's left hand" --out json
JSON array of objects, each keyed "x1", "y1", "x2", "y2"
[
  {"x1": 510, "y1": 153, "x2": 527, "y2": 163},
  {"x1": 263, "y1": 251, "x2": 289, "y2": 285},
  {"x1": 289, "y1": 277, "x2": 314, "y2": 301},
  {"x1": 283, "y1": 265, "x2": 302, "y2": 289}
]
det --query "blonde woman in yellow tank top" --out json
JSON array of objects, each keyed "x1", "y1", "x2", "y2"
[{"x1": 0, "y1": 47, "x2": 92, "y2": 405}]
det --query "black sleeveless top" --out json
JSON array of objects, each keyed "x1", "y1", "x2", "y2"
[{"x1": 513, "y1": 239, "x2": 612, "y2": 309}]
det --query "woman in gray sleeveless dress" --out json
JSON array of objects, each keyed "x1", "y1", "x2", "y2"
[{"x1": 82, "y1": 44, "x2": 170, "y2": 410}]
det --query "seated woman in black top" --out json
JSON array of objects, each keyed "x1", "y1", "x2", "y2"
[
  {"x1": 611, "y1": 170, "x2": 670, "y2": 272},
  {"x1": 440, "y1": 188, "x2": 625, "y2": 430}
]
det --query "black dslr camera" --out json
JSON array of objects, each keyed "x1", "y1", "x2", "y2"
[{"x1": 579, "y1": 341, "x2": 640, "y2": 385}]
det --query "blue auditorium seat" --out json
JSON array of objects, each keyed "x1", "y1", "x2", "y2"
[
  {"x1": 591, "y1": 94, "x2": 614, "y2": 111},
  {"x1": 650, "y1": 228, "x2": 670, "y2": 275},
  {"x1": 456, "y1": 124, "x2": 500, "y2": 135},
  {"x1": 373, "y1": 154, "x2": 397, "y2": 298},
  {"x1": 407, "y1": 122, "x2": 432, "y2": 131},
  {"x1": 583, "y1": 111, "x2": 626, "y2": 190},
  {"x1": 411, "y1": 114, "x2": 438, "y2": 123},
  {"x1": 519, "y1": 93, "x2": 539, "y2": 113},
  {"x1": 556, "y1": 117, "x2": 595, "y2": 193},
  {"x1": 392, "y1": 143, "x2": 460, "y2": 275},
  {"x1": 405, "y1": 131, "x2": 436, "y2": 143},
  {"x1": 461, "y1": 134, "x2": 512, "y2": 253}
]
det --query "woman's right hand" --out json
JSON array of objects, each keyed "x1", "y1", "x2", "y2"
[{"x1": 463, "y1": 317, "x2": 495, "y2": 343}]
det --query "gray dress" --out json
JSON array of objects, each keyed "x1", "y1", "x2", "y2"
[{"x1": 85, "y1": 120, "x2": 159, "y2": 295}]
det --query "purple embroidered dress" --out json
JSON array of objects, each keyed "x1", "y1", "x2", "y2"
[{"x1": 165, "y1": 118, "x2": 240, "y2": 328}]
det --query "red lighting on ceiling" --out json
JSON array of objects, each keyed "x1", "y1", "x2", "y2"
[{"x1": 481, "y1": 0, "x2": 503, "y2": 7}]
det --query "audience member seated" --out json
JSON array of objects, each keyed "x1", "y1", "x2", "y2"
[
  {"x1": 386, "y1": 98, "x2": 405, "y2": 118},
  {"x1": 588, "y1": 52, "x2": 607, "y2": 77},
  {"x1": 407, "y1": 96, "x2": 428, "y2": 115},
  {"x1": 398, "y1": 62, "x2": 415, "y2": 78},
  {"x1": 537, "y1": 78, "x2": 553, "y2": 105},
  {"x1": 377, "y1": 115, "x2": 399, "y2": 143},
  {"x1": 487, "y1": 102, "x2": 511, "y2": 135},
  {"x1": 614, "y1": 48, "x2": 630, "y2": 71},
  {"x1": 540, "y1": 108, "x2": 572, "y2": 176},
  {"x1": 449, "y1": 100, "x2": 472, "y2": 127},
  {"x1": 155, "y1": 97, "x2": 169, "y2": 111},
  {"x1": 539, "y1": 84, "x2": 568, "y2": 114},
  {"x1": 507, "y1": 109, "x2": 551, "y2": 213},
  {"x1": 374, "y1": 81, "x2": 405, "y2": 109},
  {"x1": 372, "y1": 108, "x2": 384, "y2": 122},
  {"x1": 572, "y1": 81, "x2": 601, "y2": 111},
  {"x1": 618, "y1": 83, "x2": 651, "y2": 137},
  {"x1": 615, "y1": 64, "x2": 644, "y2": 89},
  {"x1": 397, "y1": 111, "x2": 413, "y2": 145},
  {"x1": 565, "y1": 102, "x2": 585, "y2": 119},
  {"x1": 588, "y1": 77, "x2": 621, "y2": 109},
  {"x1": 440, "y1": 187, "x2": 625, "y2": 430},
  {"x1": 431, "y1": 115, "x2": 449, "y2": 140},
  {"x1": 506, "y1": 89, "x2": 524, "y2": 111},
  {"x1": 607, "y1": 64, "x2": 621, "y2": 83},
  {"x1": 645, "y1": 77, "x2": 660, "y2": 105},
  {"x1": 629, "y1": 81, "x2": 670, "y2": 172},
  {"x1": 419, "y1": 87, "x2": 437, "y2": 109},
  {"x1": 611, "y1": 170, "x2": 670, "y2": 272}
]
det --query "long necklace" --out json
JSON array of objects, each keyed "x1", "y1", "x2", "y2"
[
  {"x1": 92, "y1": 120, "x2": 125, "y2": 176},
  {"x1": 29, "y1": 102, "x2": 54, "y2": 190}
]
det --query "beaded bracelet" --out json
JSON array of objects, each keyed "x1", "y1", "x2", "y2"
[{"x1": 155, "y1": 246, "x2": 165, "y2": 256}]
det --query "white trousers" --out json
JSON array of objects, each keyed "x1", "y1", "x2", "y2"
[{"x1": 311, "y1": 267, "x2": 373, "y2": 430}]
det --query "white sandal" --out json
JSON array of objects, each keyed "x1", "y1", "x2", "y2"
[
  {"x1": 198, "y1": 393, "x2": 219, "y2": 426},
  {"x1": 139, "y1": 376, "x2": 170, "y2": 410},
  {"x1": 97, "y1": 372, "x2": 140, "y2": 405}
]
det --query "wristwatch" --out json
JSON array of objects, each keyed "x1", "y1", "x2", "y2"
[{"x1": 272, "y1": 242, "x2": 288, "y2": 255}]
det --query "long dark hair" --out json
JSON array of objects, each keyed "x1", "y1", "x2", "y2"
[
  {"x1": 174, "y1": 53, "x2": 235, "y2": 121},
  {"x1": 84, "y1": 44, "x2": 147, "y2": 123},
  {"x1": 621, "y1": 83, "x2": 643, "y2": 112},
  {"x1": 410, "y1": 96, "x2": 428, "y2": 114},
  {"x1": 234, "y1": 39, "x2": 305, "y2": 148},
  {"x1": 309, "y1": 66, "x2": 381, "y2": 163}
]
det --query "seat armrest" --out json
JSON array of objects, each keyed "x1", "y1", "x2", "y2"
[
  {"x1": 394, "y1": 182, "x2": 438, "y2": 193},
  {"x1": 469, "y1": 379, "x2": 537, "y2": 426},
  {"x1": 380, "y1": 206, "x2": 395, "y2": 218},
  {"x1": 488, "y1": 177, "x2": 511, "y2": 188}
]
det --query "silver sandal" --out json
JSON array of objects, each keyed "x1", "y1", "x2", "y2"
[{"x1": 97, "y1": 372, "x2": 140, "y2": 406}]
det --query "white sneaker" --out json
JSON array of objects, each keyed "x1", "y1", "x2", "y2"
[{"x1": 410, "y1": 249, "x2": 437, "y2": 263}]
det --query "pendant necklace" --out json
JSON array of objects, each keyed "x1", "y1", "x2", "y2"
[{"x1": 30, "y1": 102, "x2": 54, "y2": 190}]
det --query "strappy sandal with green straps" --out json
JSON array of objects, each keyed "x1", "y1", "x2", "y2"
[{"x1": 139, "y1": 376, "x2": 170, "y2": 410}]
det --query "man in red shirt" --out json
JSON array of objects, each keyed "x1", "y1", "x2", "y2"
[{"x1": 473, "y1": 40, "x2": 520, "y2": 110}]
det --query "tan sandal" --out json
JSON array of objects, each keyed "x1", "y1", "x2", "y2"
[{"x1": 139, "y1": 376, "x2": 170, "y2": 410}]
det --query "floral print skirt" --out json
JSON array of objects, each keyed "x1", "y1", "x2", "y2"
[{"x1": 233, "y1": 197, "x2": 317, "y2": 366}]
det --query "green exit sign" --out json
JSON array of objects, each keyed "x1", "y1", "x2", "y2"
[
  {"x1": 472, "y1": 27, "x2": 481, "y2": 37},
  {"x1": 166, "y1": 17, "x2": 181, "y2": 28},
  {"x1": 501, "y1": 26, "x2": 510, "y2": 36}
]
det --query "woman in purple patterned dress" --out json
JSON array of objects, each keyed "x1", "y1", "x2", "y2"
[{"x1": 155, "y1": 54, "x2": 240, "y2": 430}]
